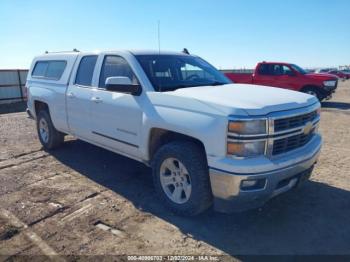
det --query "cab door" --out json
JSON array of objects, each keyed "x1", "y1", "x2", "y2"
[
  {"x1": 253, "y1": 64, "x2": 277, "y2": 86},
  {"x1": 66, "y1": 55, "x2": 98, "y2": 139},
  {"x1": 89, "y1": 55, "x2": 143, "y2": 157},
  {"x1": 272, "y1": 65, "x2": 299, "y2": 90}
]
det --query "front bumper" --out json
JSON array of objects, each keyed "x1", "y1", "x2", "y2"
[
  {"x1": 321, "y1": 82, "x2": 338, "y2": 99},
  {"x1": 209, "y1": 135, "x2": 322, "y2": 213}
]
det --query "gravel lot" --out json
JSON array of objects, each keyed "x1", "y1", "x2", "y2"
[{"x1": 1, "y1": 81, "x2": 350, "y2": 260}]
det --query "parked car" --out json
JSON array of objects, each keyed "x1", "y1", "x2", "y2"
[
  {"x1": 314, "y1": 68, "x2": 335, "y2": 74},
  {"x1": 225, "y1": 62, "x2": 338, "y2": 101},
  {"x1": 327, "y1": 70, "x2": 349, "y2": 80},
  {"x1": 304, "y1": 69, "x2": 316, "y2": 74},
  {"x1": 340, "y1": 70, "x2": 350, "y2": 79},
  {"x1": 26, "y1": 50, "x2": 322, "y2": 215}
]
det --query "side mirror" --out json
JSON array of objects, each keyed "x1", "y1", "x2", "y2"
[{"x1": 105, "y1": 77, "x2": 141, "y2": 96}]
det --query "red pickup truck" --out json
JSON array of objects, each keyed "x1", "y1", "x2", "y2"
[{"x1": 224, "y1": 62, "x2": 338, "y2": 101}]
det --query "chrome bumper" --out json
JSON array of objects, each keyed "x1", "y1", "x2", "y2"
[
  {"x1": 322, "y1": 84, "x2": 337, "y2": 99},
  {"x1": 209, "y1": 146, "x2": 321, "y2": 213}
]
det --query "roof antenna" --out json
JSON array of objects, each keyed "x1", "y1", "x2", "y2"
[
  {"x1": 157, "y1": 20, "x2": 161, "y2": 55},
  {"x1": 182, "y1": 48, "x2": 190, "y2": 55},
  {"x1": 157, "y1": 20, "x2": 162, "y2": 92}
]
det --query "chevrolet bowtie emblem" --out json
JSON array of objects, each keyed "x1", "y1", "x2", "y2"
[{"x1": 303, "y1": 122, "x2": 313, "y2": 135}]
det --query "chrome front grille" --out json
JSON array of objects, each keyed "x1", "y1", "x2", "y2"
[
  {"x1": 274, "y1": 110, "x2": 318, "y2": 132},
  {"x1": 272, "y1": 130, "x2": 315, "y2": 155},
  {"x1": 227, "y1": 104, "x2": 320, "y2": 158},
  {"x1": 271, "y1": 108, "x2": 319, "y2": 156}
]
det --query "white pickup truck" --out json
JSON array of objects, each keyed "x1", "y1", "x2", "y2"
[{"x1": 26, "y1": 50, "x2": 322, "y2": 216}]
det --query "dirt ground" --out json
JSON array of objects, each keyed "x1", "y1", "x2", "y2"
[{"x1": 0, "y1": 81, "x2": 350, "y2": 260}]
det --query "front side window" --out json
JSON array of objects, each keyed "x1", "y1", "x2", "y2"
[
  {"x1": 271, "y1": 65, "x2": 284, "y2": 76},
  {"x1": 290, "y1": 64, "x2": 307, "y2": 75},
  {"x1": 75, "y1": 56, "x2": 98, "y2": 86},
  {"x1": 99, "y1": 56, "x2": 139, "y2": 88},
  {"x1": 32, "y1": 60, "x2": 66, "y2": 80},
  {"x1": 135, "y1": 55, "x2": 230, "y2": 92},
  {"x1": 282, "y1": 65, "x2": 293, "y2": 75}
]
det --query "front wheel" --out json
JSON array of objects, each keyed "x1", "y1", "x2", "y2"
[
  {"x1": 152, "y1": 141, "x2": 213, "y2": 216},
  {"x1": 302, "y1": 87, "x2": 323, "y2": 101}
]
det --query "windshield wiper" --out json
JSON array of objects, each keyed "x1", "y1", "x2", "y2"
[{"x1": 160, "y1": 82, "x2": 227, "y2": 92}]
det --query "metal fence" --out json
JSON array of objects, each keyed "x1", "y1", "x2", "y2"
[{"x1": 0, "y1": 69, "x2": 28, "y2": 104}]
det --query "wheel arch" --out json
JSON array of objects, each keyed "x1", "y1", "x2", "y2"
[
  {"x1": 300, "y1": 85, "x2": 322, "y2": 92},
  {"x1": 148, "y1": 128, "x2": 206, "y2": 163},
  {"x1": 34, "y1": 100, "x2": 50, "y2": 118},
  {"x1": 33, "y1": 99, "x2": 66, "y2": 134}
]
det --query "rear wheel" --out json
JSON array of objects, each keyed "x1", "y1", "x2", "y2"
[
  {"x1": 36, "y1": 110, "x2": 64, "y2": 150},
  {"x1": 152, "y1": 141, "x2": 212, "y2": 216}
]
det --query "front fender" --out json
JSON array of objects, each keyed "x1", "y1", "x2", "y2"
[{"x1": 140, "y1": 105, "x2": 228, "y2": 161}]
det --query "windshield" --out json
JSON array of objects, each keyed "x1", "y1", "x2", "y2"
[
  {"x1": 135, "y1": 54, "x2": 231, "y2": 92},
  {"x1": 290, "y1": 64, "x2": 307, "y2": 75}
]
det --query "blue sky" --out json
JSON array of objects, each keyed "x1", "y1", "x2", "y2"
[{"x1": 0, "y1": 0, "x2": 349, "y2": 69}]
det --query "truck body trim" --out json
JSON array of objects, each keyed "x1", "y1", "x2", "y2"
[
  {"x1": 209, "y1": 146, "x2": 320, "y2": 176},
  {"x1": 209, "y1": 144, "x2": 321, "y2": 212},
  {"x1": 92, "y1": 131, "x2": 139, "y2": 148}
]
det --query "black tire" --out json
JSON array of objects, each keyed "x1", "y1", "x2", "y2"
[
  {"x1": 302, "y1": 87, "x2": 323, "y2": 101},
  {"x1": 36, "y1": 110, "x2": 64, "y2": 150},
  {"x1": 152, "y1": 141, "x2": 212, "y2": 216}
]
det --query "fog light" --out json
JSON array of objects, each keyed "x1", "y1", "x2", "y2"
[
  {"x1": 240, "y1": 179, "x2": 266, "y2": 191},
  {"x1": 242, "y1": 180, "x2": 257, "y2": 187}
]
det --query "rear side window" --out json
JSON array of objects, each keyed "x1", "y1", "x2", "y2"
[
  {"x1": 32, "y1": 60, "x2": 66, "y2": 80},
  {"x1": 258, "y1": 64, "x2": 284, "y2": 76},
  {"x1": 46, "y1": 61, "x2": 67, "y2": 79},
  {"x1": 75, "y1": 56, "x2": 98, "y2": 86},
  {"x1": 257, "y1": 64, "x2": 270, "y2": 75},
  {"x1": 32, "y1": 62, "x2": 49, "y2": 77}
]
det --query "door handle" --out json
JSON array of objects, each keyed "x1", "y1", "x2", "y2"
[
  {"x1": 91, "y1": 97, "x2": 103, "y2": 103},
  {"x1": 67, "y1": 92, "x2": 75, "y2": 98}
]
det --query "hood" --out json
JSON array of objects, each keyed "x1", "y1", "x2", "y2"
[
  {"x1": 306, "y1": 73, "x2": 338, "y2": 80},
  {"x1": 149, "y1": 84, "x2": 318, "y2": 116}
]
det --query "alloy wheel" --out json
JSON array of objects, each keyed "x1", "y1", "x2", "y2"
[{"x1": 159, "y1": 157, "x2": 192, "y2": 204}]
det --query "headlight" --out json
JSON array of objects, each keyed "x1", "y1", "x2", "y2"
[
  {"x1": 227, "y1": 141, "x2": 266, "y2": 157},
  {"x1": 227, "y1": 119, "x2": 268, "y2": 158},
  {"x1": 323, "y1": 80, "x2": 336, "y2": 87},
  {"x1": 228, "y1": 119, "x2": 267, "y2": 135}
]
